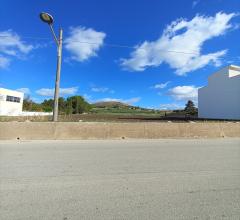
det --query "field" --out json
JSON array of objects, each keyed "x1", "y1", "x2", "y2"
[
  {"x1": 1, "y1": 103, "x2": 237, "y2": 122},
  {"x1": 0, "y1": 111, "x2": 167, "y2": 122}
]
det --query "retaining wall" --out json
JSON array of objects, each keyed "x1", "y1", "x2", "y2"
[{"x1": 0, "y1": 122, "x2": 239, "y2": 140}]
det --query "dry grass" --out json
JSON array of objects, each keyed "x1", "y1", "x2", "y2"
[
  {"x1": 0, "y1": 113, "x2": 163, "y2": 122},
  {"x1": 1, "y1": 112, "x2": 238, "y2": 123}
]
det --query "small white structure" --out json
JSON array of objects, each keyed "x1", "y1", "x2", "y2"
[
  {"x1": 0, "y1": 88, "x2": 53, "y2": 117},
  {"x1": 198, "y1": 65, "x2": 240, "y2": 120},
  {"x1": 0, "y1": 88, "x2": 24, "y2": 116}
]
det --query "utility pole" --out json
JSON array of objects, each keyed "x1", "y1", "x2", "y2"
[
  {"x1": 53, "y1": 28, "x2": 63, "y2": 122},
  {"x1": 40, "y1": 12, "x2": 63, "y2": 122}
]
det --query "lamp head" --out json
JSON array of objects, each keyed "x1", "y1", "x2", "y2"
[{"x1": 40, "y1": 12, "x2": 54, "y2": 25}]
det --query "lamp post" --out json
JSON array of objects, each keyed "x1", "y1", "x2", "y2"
[{"x1": 40, "y1": 12, "x2": 63, "y2": 122}]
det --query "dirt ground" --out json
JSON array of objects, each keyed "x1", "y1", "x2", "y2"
[{"x1": 0, "y1": 113, "x2": 238, "y2": 123}]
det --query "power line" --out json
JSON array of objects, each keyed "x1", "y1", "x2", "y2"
[
  {"x1": 0, "y1": 35, "x2": 50, "y2": 40},
  {"x1": 0, "y1": 34, "x2": 236, "y2": 58},
  {"x1": 0, "y1": 34, "x2": 200, "y2": 55}
]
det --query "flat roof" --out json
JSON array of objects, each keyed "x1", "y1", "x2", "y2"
[
  {"x1": 0, "y1": 88, "x2": 24, "y2": 96},
  {"x1": 229, "y1": 65, "x2": 240, "y2": 72}
]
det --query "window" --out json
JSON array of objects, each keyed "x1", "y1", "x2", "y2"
[
  {"x1": 14, "y1": 97, "x2": 21, "y2": 102},
  {"x1": 6, "y1": 95, "x2": 21, "y2": 103}
]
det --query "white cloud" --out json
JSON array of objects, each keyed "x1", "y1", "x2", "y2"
[
  {"x1": 152, "y1": 81, "x2": 170, "y2": 89},
  {"x1": 83, "y1": 94, "x2": 92, "y2": 102},
  {"x1": 31, "y1": 97, "x2": 42, "y2": 104},
  {"x1": 0, "y1": 55, "x2": 10, "y2": 68},
  {"x1": 120, "y1": 12, "x2": 236, "y2": 75},
  {"x1": 16, "y1": 88, "x2": 30, "y2": 94},
  {"x1": 0, "y1": 30, "x2": 33, "y2": 69},
  {"x1": 36, "y1": 87, "x2": 78, "y2": 97},
  {"x1": 159, "y1": 103, "x2": 184, "y2": 110},
  {"x1": 0, "y1": 30, "x2": 33, "y2": 56},
  {"x1": 65, "y1": 26, "x2": 106, "y2": 62},
  {"x1": 96, "y1": 97, "x2": 141, "y2": 105},
  {"x1": 91, "y1": 86, "x2": 115, "y2": 94},
  {"x1": 91, "y1": 87, "x2": 109, "y2": 93},
  {"x1": 168, "y1": 85, "x2": 199, "y2": 101}
]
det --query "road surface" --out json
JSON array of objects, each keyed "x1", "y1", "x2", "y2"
[{"x1": 1, "y1": 139, "x2": 240, "y2": 220}]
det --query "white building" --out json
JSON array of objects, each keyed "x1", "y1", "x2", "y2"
[
  {"x1": 0, "y1": 88, "x2": 53, "y2": 117},
  {"x1": 198, "y1": 65, "x2": 240, "y2": 120},
  {"x1": 0, "y1": 88, "x2": 24, "y2": 116}
]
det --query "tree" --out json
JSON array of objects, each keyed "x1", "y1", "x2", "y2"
[
  {"x1": 23, "y1": 95, "x2": 33, "y2": 111},
  {"x1": 41, "y1": 99, "x2": 54, "y2": 112},
  {"x1": 184, "y1": 100, "x2": 198, "y2": 116},
  {"x1": 23, "y1": 95, "x2": 91, "y2": 114},
  {"x1": 23, "y1": 96, "x2": 43, "y2": 112},
  {"x1": 66, "y1": 96, "x2": 91, "y2": 114},
  {"x1": 58, "y1": 97, "x2": 66, "y2": 113}
]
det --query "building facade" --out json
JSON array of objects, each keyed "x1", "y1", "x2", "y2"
[
  {"x1": 0, "y1": 88, "x2": 24, "y2": 116},
  {"x1": 198, "y1": 65, "x2": 240, "y2": 120}
]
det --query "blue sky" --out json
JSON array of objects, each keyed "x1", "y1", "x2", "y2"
[{"x1": 0, "y1": 0, "x2": 240, "y2": 109}]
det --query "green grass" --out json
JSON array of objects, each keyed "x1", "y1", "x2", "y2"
[
  {"x1": 90, "y1": 107, "x2": 168, "y2": 115},
  {"x1": 0, "y1": 107, "x2": 170, "y2": 122}
]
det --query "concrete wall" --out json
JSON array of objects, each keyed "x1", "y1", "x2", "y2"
[
  {"x1": 0, "y1": 88, "x2": 24, "y2": 116},
  {"x1": 198, "y1": 65, "x2": 240, "y2": 120},
  {"x1": 20, "y1": 111, "x2": 53, "y2": 116},
  {"x1": 0, "y1": 122, "x2": 239, "y2": 140}
]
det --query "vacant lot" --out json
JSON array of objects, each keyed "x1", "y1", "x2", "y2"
[
  {"x1": 0, "y1": 112, "x2": 169, "y2": 122},
  {"x1": 0, "y1": 112, "x2": 233, "y2": 123}
]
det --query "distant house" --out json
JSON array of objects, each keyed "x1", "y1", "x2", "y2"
[
  {"x1": 0, "y1": 88, "x2": 24, "y2": 116},
  {"x1": 198, "y1": 65, "x2": 240, "y2": 120}
]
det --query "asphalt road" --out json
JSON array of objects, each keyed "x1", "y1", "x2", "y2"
[{"x1": 0, "y1": 139, "x2": 240, "y2": 220}]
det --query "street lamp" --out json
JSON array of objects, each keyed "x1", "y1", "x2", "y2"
[{"x1": 39, "y1": 12, "x2": 63, "y2": 122}]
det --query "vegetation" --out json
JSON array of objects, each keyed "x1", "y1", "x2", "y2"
[
  {"x1": 184, "y1": 100, "x2": 198, "y2": 116},
  {"x1": 23, "y1": 98, "x2": 164, "y2": 115},
  {"x1": 23, "y1": 96, "x2": 43, "y2": 112},
  {"x1": 91, "y1": 101, "x2": 163, "y2": 115},
  {"x1": 22, "y1": 96, "x2": 198, "y2": 121},
  {"x1": 23, "y1": 96, "x2": 91, "y2": 114}
]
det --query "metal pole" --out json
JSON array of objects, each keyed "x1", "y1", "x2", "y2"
[
  {"x1": 49, "y1": 24, "x2": 59, "y2": 46},
  {"x1": 53, "y1": 28, "x2": 63, "y2": 122}
]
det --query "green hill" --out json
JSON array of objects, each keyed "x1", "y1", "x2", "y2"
[
  {"x1": 91, "y1": 101, "x2": 162, "y2": 115},
  {"x1": 92, "y1": 101, "x2": 130, "y2": 108}
]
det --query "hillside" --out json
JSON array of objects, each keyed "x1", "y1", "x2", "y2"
[
  {"x1": 90, "y1": 101, "x2": 165, "y2": 115},
  {"x1": 92, "y1": 101, "x2": 130, "y2": 108}
]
